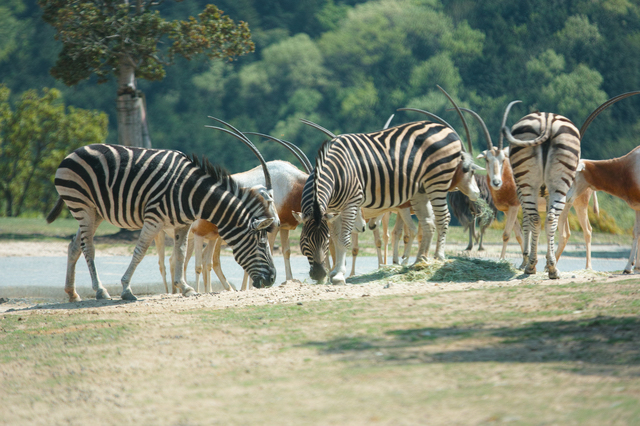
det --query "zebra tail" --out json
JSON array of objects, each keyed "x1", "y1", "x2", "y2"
[{"x1": 46, "y1": 197, "x2": 65, "y2": 224}]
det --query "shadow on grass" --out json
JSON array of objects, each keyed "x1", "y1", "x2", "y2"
[
  {"x1": 346, "y1": 256, "x2": 519, "y2": 285},
  {"x1": 303, "y1": 316, "x2": 640, "y2": 375}
]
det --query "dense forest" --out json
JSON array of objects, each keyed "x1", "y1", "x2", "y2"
[{"x1": 2, "y1": 0, "x2": 640, "y2": 217}]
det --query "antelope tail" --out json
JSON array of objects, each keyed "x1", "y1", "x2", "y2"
[{"x1": 592, "y1": 191, "x2": 599, "y2": 217}]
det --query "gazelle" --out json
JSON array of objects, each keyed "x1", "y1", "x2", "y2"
[{"x1": 557, "y1": 91, "x2": 640, "y2": 273}]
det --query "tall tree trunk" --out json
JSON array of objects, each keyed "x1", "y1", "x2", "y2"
[{"x1": 116, "y1": 59, "x2": 151, "y2": 147}]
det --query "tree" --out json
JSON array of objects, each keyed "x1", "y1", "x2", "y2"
[
  {"x1": 0, "y1": 85, "x2": 108, "y2": 217},
  {"x1": 38, "y1": 0, "x2": 254, "y2": 147}
]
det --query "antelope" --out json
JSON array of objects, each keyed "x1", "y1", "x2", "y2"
[{"x1": 556, "y1": 91, "x2": 640, "y2": 272}]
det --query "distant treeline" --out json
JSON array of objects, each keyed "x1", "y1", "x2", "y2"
[{"x1": 2, "y1": 0, "x2": 640, "y2": 174}]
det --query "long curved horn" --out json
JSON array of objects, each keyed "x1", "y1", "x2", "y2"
[
  {"x1": 300, "y1": 118, "x2": 337, "y2": 139},
  {"x1": 383, "y1": 114, "x2": 395, "y2": 130},
  {"x1": 580, "y1": 91, "x2": 640, "y2": 138},
  {"x1": 437, "y1": 85, "x2": 472, "y2": 154},
  {"x1": 206, "y1": 117, "x2": 272, "y2": 190},
  {"x1": 459, "y1": 108, "x2": 494, "y2": 150},
  {"x1": 245, "y1": 132, "x2": 313, "y2": 174},
  {"x1": 499, "y1": 100, "x2": 522, "y2": 149}
]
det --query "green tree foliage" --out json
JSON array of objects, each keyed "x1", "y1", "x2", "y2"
[
  {"x1": 0, "y1": 85, "x2": 108, "y2": 217},
  {"x1": 38, "y1": 0, "x2": 254, "y2": 147},
  {"x1": 2, "y1": 0, "x2": 640, "y2": 175}
]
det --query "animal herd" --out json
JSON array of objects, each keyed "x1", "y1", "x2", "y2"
[{"x1": 46, "y1": 86, "x2": 640, "y2": 302}]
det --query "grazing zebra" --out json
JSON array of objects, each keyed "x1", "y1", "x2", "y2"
[
  {"x1": 295, "y1": 90, "x2": 483, "y2": 284},
  {"x1": 46, "y1": 143, "x2": 277, "y2": 302},
  {"x1": 501, "y1": 103, "x2": 581, "y2": 278},
  {"x1": 447, "y1": 174, "x2": 497, "y2": 251}
]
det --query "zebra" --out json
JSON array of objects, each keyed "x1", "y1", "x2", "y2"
[
  {"x1": 500, "y1": 102, "x2": 581, "y2": 279},
  {"x1": 46, "y1": 141, "x2": 277, "y2": 302},
  {"x1": 295, "y1": 87, "x2": 483, "y2": 285}
]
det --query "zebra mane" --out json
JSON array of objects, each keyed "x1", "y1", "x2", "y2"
[
  {"x1": 189, "y1": 154, "x2": 238, "y2": 194},
  {"x1": 312, "y1": 139, "x2": 333, "y2": 223}
]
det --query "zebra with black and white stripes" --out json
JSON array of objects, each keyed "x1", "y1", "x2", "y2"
[
  {"x1": 46, "y1": 143, "x2": 277, "y2": 302},
  {"x1": 501, "y1": 103, "x2": 581, "y2": 279},
  {"x1": 295, "y1": 103, "x2": 483, "y2": 284}
]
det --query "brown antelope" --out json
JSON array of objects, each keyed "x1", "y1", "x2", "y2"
[{"x1": 556, "y1": 90, "x2": 640, "y2": 272}]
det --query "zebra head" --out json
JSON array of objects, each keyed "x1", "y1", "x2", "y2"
[
  {"x1": 293, "y1": 172, "x2": 331, "y2": 281},
  {"x1": 198, "y1": 163, "x2": 278, "y2": 288}
]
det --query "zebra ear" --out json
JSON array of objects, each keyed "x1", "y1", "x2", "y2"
[
  {"x1": 292, "y1": 211, "x2": 306, "y2": 224},
  {"x1": 252, "y1": 217, "x2": 274, "y2": 231}
]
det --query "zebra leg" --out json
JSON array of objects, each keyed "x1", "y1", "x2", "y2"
[
  {"x1": 77, "y1": 215, "x2": 110, "y2": 301},
  {"x1": 329, "y1": 211, "x2": 353, "y2": 285},
  {"x1": 545, "y1": 206, "x2": 563, "y2": 279},
  {"x1": 350, "y1": 231, "x2": 359, "y2": 277},
  {"x1": 411, "y1": 195, "x2": 436, "y2": 262},
  {"x1": 64, "y1": 229, "x2": 84, "y2": 302},
  {"x1": 430, "y1": 197, "x2": 450, "y2": 261},
  {"x1": 524, "y1": 208, "x2": 542, "y2": 275},
  {"x1": 169, "y1": 224, "x2": 198, "y2": 297}
]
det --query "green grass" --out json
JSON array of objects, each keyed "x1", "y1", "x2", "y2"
[{"x1": 0, "y1": 217, "x2": 121, "y2": 240}]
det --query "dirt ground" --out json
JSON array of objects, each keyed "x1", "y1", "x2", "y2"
[{"x1": 2, "y1": 240, "x2": 639, "y2": 425}]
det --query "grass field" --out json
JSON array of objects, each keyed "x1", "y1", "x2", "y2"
[{"x1": 1, "y1": 276, "x2": 639, "y2": 425}]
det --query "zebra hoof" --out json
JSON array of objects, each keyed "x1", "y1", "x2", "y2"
[
  {"x1": 548, "y1": 269, "x2": 560, "y2": 279},
  {"x1": 68, "y1": 293, "x2": 82, "y2": 303},
  {"x1": 96, "y1": 288, "x2": 111, "y2": 300},
  {"x1": 524, "y1": 266, "x2": 536, "y2": 275},
  {"x1": 623, "y1": 269, "x2": 632, "y2": 275},
  {"x1": 120, "y1": 289, "x2": 137, "y2": 301}
]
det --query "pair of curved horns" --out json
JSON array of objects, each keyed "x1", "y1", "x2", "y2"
[
  {"x1": 206, "y1": 117, "x2": 272, "y2": 190},
  {"x1": 397, "y1": 85, "x2": 473, "y2": 154},
  {"x1": 245, "y1": 132, "x2": 313, "y2": 175}
]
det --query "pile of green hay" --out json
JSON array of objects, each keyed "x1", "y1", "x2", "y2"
[{"x1": 347, "y1": 256, "x2": 520, "y2": 285}]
